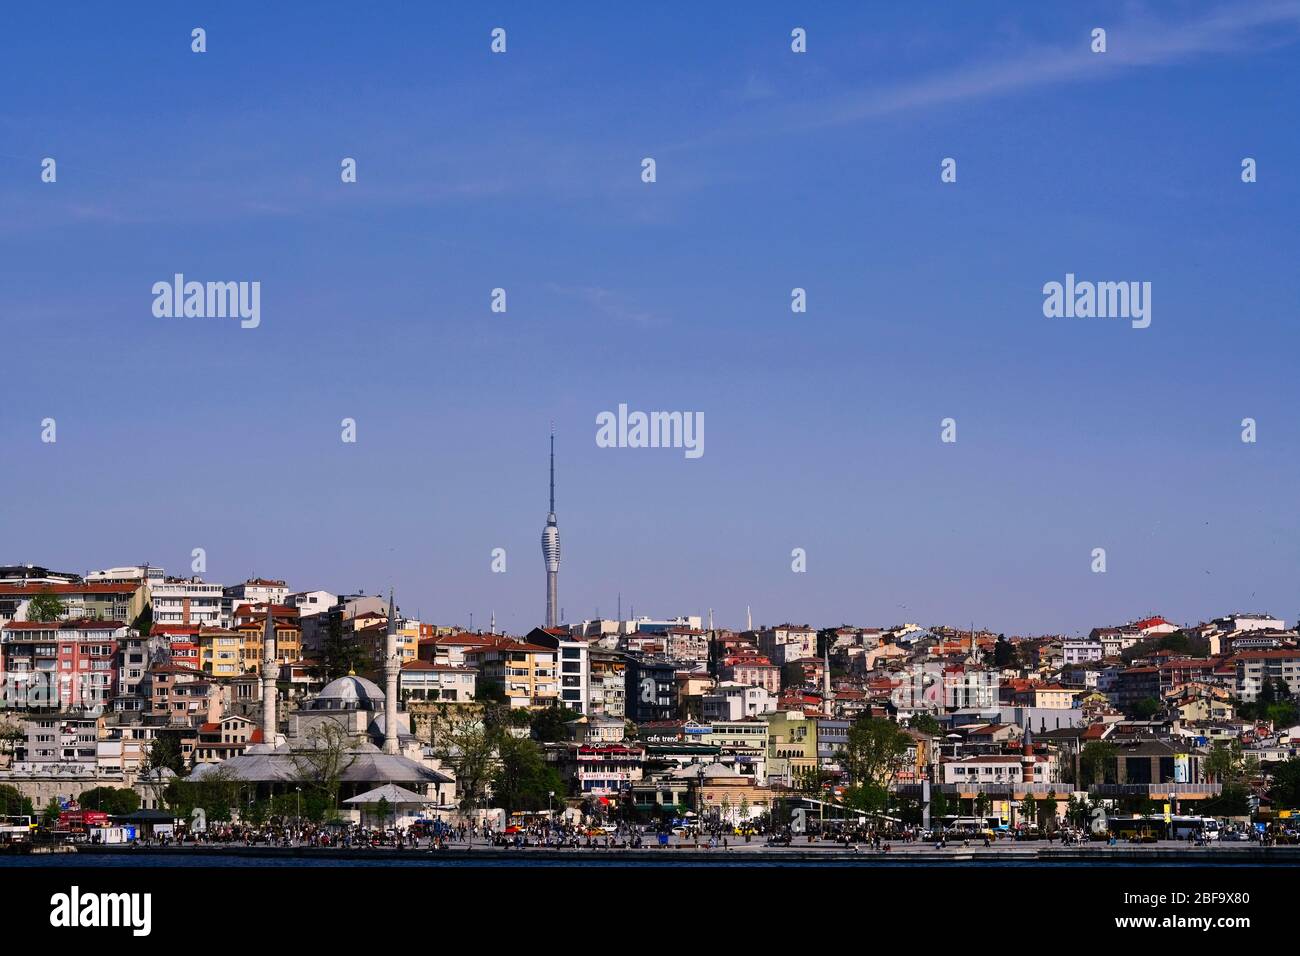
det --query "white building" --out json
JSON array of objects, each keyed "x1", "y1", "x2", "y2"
[
  {"x1": 559, "y1": 639, "x2": 590, "y2": 714},
  {"x1": 1217, "y1": 613, "x2": 1287, "y2": 634},
  {"x1": 1063, "y1": 639, "x2": 1103, "y2": 665},
  {"x1": 151, "y1": 578, "x2": 224, "y2": 627},
  {"x1": 287, "y1": 589, "x2": 338, "y2": 653},
  {"x1": 701, "y1": 682, "x2": 775, "y2": 720},
  {"x1": 85, "y1": 565, "x2": 165, "y2": 588},
  {"x1": 398, "y1": 661, "x2": 477, "y2": 702},
  {"x1": 756, "y1": 625, "x2": 817, "y2": 665},
  {"x1": 223, "y1": 578, "x2": 290, "y2": 627},
  {"x1": 942, "y1": 753, "x2": 1055, "y2": 785}
]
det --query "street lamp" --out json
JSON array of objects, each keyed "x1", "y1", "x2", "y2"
[{"x1": 295, "y1": 786, "x2": 302, "y2": 837}]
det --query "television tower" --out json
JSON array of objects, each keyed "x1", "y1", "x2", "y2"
[{"x1": 541, "y1": 425, "x2": 561, "y2": 629}]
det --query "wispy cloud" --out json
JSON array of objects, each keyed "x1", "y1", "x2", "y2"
[
  {"x1": 664, "y1": 0, "x2": 1300, "y2": 150},
  {"x1": 808, "y1": 0, "x2": 1300, "y2": 129},
  {"x1": 546, "y1": 283, "x2": 660, "y2": 327}
]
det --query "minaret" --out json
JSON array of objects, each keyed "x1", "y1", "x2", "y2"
[
  {"x1": 823, "y1": 645, "x2": 832, "y2": 706},
  {"x1": 541, "y1": 426, "x2": 561, "y2": 629},
  {"x1": 260, "y1": 603, "x2": 278, "y2": 746},
  {"x1": 383, "y1": 590, "x2": 400, "y2": 754}
]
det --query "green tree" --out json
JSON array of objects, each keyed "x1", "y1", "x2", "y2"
[
  {"x1": 1131, "y1": 697, "x2": 1162, "y2": 720},
  {"x1": 26, "y1": 591, "x2": 65, "y2": 622},
  {"x1": 41, "y1": 797, "x2": 62, "y2": 827},
  {"x1": 1206, "y1": 739, "x2": 1257, "y2": 785},
  {"x1": 993, "y1": 634, "x2": 1016, "y2": 669},
  {"x1": 1020, "y1": 793, "x2": 1039, "y2": 829},
  {"x1": 843, "y1": 783, "x2": 888, "y2": 814},
  {"x1": 490, "y1": 734, "x2": 564, "y2": 817},
  {"x1": 780, "y1": 661, "x2": 806, "y2": 690},
  {"x1": 973, "y1": 791, "x2": 991, "y2": 823},
  {"x1": 1269, "y1": 757, "x2": 1300, "y2": 809},
  {"x1": 1079, "y1": 740, "x2": 1117, "y2": 786},
  {"x1": 529, "y1": 706, "x2": 583, "y2": 743},
  {"x1": 929, "y1": 788, "x2": 950, "y2": 821},
  {"x1": 163, "y1": 765, "x2": 240, "y2": 823},
  {"x1": 475, "y1": 680, "x2": 508, "y2": 705},
  {"x1": 130, "y1": 604, "x2": 154, "y2": 638},
  {"x1": 292, "y1": 722, "x2": 357, "y2": 821},
  {"x1": 909, "y1": 713, "x2": 941, "y2": 736},
  {"x1": 77, "y1": 786, "x2": 140, "y2": 815},
  {"x1": 144, "y1": 733, "x2": 186, "y2": 776},
  {"x1": 1040, "y1": 790, "x2": 1059, "y2": 831},
  {"x1": 321, "y1": 616, "x2": 366, "y2": 680},
  {"x1": 0, "y1": 720, "x2": 24, "y2": 766},
  {"x1": 0, "y1": 784, "x2": 32, "y2": 817},
  {"x1": 425, "y1": 705, "x2": 499, "y2": 811},
  {"x1": 838, "y1": 716, "x2": 913, "y2": 791},
  {"x1": 1202, "y1": 783, "x2": 1252, "y2": 817}
]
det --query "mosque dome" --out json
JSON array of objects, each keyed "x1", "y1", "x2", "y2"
[{"x1": 306, "y1": 674, "x2": 386, "y2": 711}]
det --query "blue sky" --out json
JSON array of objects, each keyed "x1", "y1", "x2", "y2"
[{"x1": 2, "y1": 1, "x2": 1298, "y2": 636}]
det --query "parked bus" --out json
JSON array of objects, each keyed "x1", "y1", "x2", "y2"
[
  {"x1": 0, "y1": 815, "x2": 34, "y2": 844},
  {"x1": 1107, "y1": 815, "x2": 1220, "y2": 841}
]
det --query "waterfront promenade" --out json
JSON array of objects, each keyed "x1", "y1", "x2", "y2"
[{"x1": 30, "y1": 839, "x2": 1300, "y2": 866}]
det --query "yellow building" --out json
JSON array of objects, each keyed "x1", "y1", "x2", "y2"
[
  {"x1": 237, "y1": 608, "x2": 303, "y2": 673},
  {"x1": 463, "y1": 641, "x2": 558, "y2": 708},
  {"x1": 766, "y1": 710, "x2": 819, "y2": 784},
  {"x1": 1031, "y1": 685, "x2": 1079, "y2": 709},
  {"x1": 355, "y1": 620, "x2": 419, "y2": 669},
  {"x1": 200, "y1": 627, "x2": 244, "y2": 678}
]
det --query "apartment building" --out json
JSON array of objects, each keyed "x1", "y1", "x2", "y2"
[
  {"x1": 199, "y1": 627, "x2": 244, "y2": 678},
  {"x1": 398, "y1": 660, "x2": 477, "y2": 702},
  {"x1": 720, "y1": 656, "x2": 780, "y2": 695},
  {"x1": 0, "y1": 581, "x2": 146, "y2": 627},
  {"x1": 0, "y1": 620, "x2": 123, "y2": 712},
  {"x1": 151, "y1": 577, "x2": 223, "y2": 627},
  {"x1": 463, "y1": 641, "x2": 558, "y2": 709},
  {"x1": 756, "y1": 625, "x2": 818, "y2": 666},
  {"x1": 223, "y1": 578, "x2": 289, "y2": 625},
  {"x1": 235, "y1": 606, "x2": 304, "y2": 673},
  {"x1": 1235, "y1": 650, "x2": 1300, "y2": 702},
  {"x1": 11, "y1": 713, "x2": 101, "y2": 773}
]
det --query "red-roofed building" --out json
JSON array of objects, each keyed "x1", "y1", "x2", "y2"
[
  {"x1": 719, "y1": 655, "x2": 780, "y2": 694},
  {"x1": 0, "y1": 581, "x2": 147, "y2": 627},
  {"x1": 463, "y1": 642, "x2": 558, "y2": 709},
  {"x1": 1133, "y1": 616, "x2": 1179, "y2": 636},
  {"x1": 0, "y1": 619, "x2": 124, "y2": 712},
  {"x1": 418, "y1": 631, "x2": 502, "y2": 666},
  {"x1": 144, "y1": 663, "x2": 219, "y2": 726},
  {"x1": 235, "y1": 606, "x2": 303, "y2": 673},
  {"x1": 194, "y1": 714, "x2": 262, "y2": 764}
]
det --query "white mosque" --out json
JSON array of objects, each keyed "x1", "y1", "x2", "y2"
[{"x1": 189, "y1": 592, "x2": 457, "y2": 820}]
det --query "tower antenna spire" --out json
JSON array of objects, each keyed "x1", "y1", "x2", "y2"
[{"x1": 542, "y1": 423, "x2": 561, "y2": 629}]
